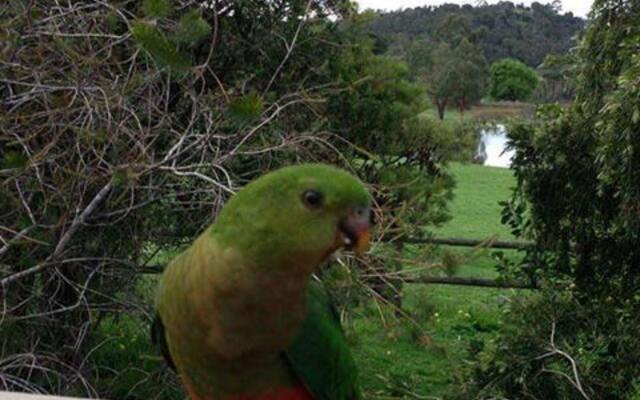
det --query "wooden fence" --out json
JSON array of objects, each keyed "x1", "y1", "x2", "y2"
[
  {"x1": 136, "y1": 235, "x2": 537, "y2": 289},
  {"x1": 0, "y1": 236, "x2": 535, "y2": 399},
  {"x1": 403, "y1": 236, "x2": 530, "y2": 250}
]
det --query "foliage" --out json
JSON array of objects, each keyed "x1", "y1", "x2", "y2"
[
  {"x1": 460, "y1": 289, "x2": 640, "y2": 400},
  {"x1": 142, "y1": 0, "x2": 171, "y2": 18},
  {"x1": 0, "y1": 0, "x2": 351, "y2": 396},
  {"x1": 366, "y1": 1, "x2": 584, "y2": 67},
  {"x1": 324, "y1": 29, "x2": 483, "y2": 311},
  {"x1": 408, "y1": 41, "x2": 454, "y2": 119},
  {"x1": 174, "y1": 10, "x2": 212, "y2": 47},
  {"x1": 324, "y1": 29, "x2": 479, "y2": 235},
  {"x1": 535, "y1": 53, "x2": 577, "y2": 102},
  {"x1": 489, "y1": 58, "x2": 539, "y2": 101},
  {"x1": 432, "y1": 14, "x2": 480, "y2": 48},
  {"x1": 449, "y1": 39, "x2": 489, "y2": 113},
  {"x1": 462, "y1": 1, "x2": 640, "y2": 398},
  {"x1": 408, "y1": 39, "x2": 488, "y2": 119},
  {"x1": 328, "y1": 40, "x2": 425, "y2": 154},
  {"x1": 132, "y1": 21, "x2": 191, "y2": 72}
]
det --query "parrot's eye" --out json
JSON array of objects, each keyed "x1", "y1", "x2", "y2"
[{"x1": 302, "y1": 190, "x2": 323, "y2": 209}]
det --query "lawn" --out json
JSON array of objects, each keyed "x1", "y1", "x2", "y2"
[
  {"x1": 435, "y1": 163, "x2": 516, "y2": 241},
  {"x1": 422, "y1": 101, "x2": 534, "y2": 123},
  {"x1": 351, "y1": 163, "x2": 523, "y2": 399}
]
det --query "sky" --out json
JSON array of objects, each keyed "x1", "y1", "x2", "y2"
[{"x1": 355, "y1": 0, "x2": 591, "y2": 18}]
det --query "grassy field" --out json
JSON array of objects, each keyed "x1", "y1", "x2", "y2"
[
  {"x1": 422, "y1": 101, "x2": 534, "y2": 124},
  {"x1": 351, "y1": 163, "x2": 521, "y2": 399}
]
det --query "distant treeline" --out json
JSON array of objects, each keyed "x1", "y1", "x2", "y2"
[{"x1": 365, "y1": 1, "x2": 584, "y2": 67}]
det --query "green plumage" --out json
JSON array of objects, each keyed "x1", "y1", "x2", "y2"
[
  {"x1": 154, "y1": 164, "x2": 368, "y2": 399},
  {"x1": 285, "y1": 281, "x2": 361, "y2": 399}
]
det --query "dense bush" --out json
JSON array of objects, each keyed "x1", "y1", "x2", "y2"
[
  {"x1": 463, "y1": 289, "x2": 640, "y2": 399},
  {"x1": 489, "y1": 58, "x2": 539, "y2": 101},
  {"x1": 461, "y1": 1, "x2": 640, "y2": 398}
]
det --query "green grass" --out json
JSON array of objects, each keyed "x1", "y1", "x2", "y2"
[
  {"x1": 422, "y1": 101, "x2": 534, "y2": 123},
  {"x1": 435, "y1": 163, "x2": 516, "y2": 240},
  {"x1": 421, "y1": 108, "x2": 473, "y2": 124},
  {"x1": 435, "y1": 163, "x2": 517, "y2": 279},
  {"x1": 351, "y1": 163, "x2": 521, "y2": 399}
]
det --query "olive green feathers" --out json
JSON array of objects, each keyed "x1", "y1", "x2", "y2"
[{"x1": 153, "y1": 164, "x2": 370, "y2": 399}]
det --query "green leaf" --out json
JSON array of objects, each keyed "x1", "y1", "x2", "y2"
[
  {"x1": 1, "y1": 151, "x2": 28, "y2": 169},
  {"x1": 174, "y1": 10, "x2": 211, "y2": 47},
  {"x1": 132, "y1": 21, "x2": 191, "y2": 72},
  {"x1": 228, "y1": 92, "x2": 263, "y2": 121},
  {"x1": 142, "y1": 0, "x2": 171, "y2": 18}
]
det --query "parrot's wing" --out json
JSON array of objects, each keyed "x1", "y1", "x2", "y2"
[
  {"x1": 151, "y1": 313, "x2": 176, "y2": 371},
  {"x1": 283, "y1": 279, "x2": 361, "y2": 400}
]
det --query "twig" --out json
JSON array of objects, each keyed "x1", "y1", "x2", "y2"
[
  {"x1": 535, "y1": 322, "x2": 591, "y2": 400},
  {"x1": 52, "y1": 181, "x2": 113, "y2": 258},
  {"x1": 263, "y1": 0, "x2": 313, "y2": 95}
]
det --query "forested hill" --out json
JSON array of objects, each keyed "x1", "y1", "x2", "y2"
[{"x1": 365, "y1": 2, "x2": 585, "y2": 67}]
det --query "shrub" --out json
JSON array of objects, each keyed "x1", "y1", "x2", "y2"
[{"x1": 489, "y1": 58, "x2": 539, "y2": 101}]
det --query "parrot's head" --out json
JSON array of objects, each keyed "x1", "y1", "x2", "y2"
[{"x1": 211, "y1": 164, "x2": 372, "y2": 270}]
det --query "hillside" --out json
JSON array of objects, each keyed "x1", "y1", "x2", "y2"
[{"x1": 366, "y1": 1, "x2": 584, "y2": 67}]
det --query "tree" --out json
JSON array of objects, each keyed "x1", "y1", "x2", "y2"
[
  {"x1": 489, "y1": 58, "x2": 539, "y2": 101},
  {"x1": 433, "y1": 14, "x2": 476, "y2": 47},
  {"x1": 449, "y1": 38, "x2": 489, "y2": 114},
  {"x1": 426, "y1": 43, "x2": 456, "y2": 120},
  {"x1": 535, "y1": 53, "x2": 577, "y2": 102},
  {"x1": 407, "y1": 40, "x2": 453, "y2": 119},
  {"x1": 408, "y1": 38, "x2": 488, "y2": 119}
]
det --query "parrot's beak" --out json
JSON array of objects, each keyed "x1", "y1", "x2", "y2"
[{"x1": 338, "y1": 207, "x2": 372, "y2": 256}]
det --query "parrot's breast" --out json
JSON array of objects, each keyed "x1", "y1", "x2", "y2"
[{"x1": 158, "y1": 233, "x2": 320, "y2": 398}]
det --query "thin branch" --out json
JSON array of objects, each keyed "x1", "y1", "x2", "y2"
[
  {"x1": 535, "y1": 322, "x2": 591, "y2": 400},
  {"x1": 52, "y1": 181, "x2": 113, "y2": 258},
  {"x1": 262, "y1": 0, "x2": 313, "y2": 95}
]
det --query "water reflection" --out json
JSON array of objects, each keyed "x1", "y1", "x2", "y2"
[{"x1": 476, "y1": 124, "x2": 514, "y2": 168}]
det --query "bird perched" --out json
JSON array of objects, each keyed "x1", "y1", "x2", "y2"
[{"x1": 152, "y1": 164, "x2": 371, "y2": 400}]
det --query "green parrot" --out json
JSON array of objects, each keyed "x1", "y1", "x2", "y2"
[{"x1": 152, "y1": 164, "x2": 371, "y2": 400}]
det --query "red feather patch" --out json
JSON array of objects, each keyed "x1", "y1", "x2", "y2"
[
  {"x1": 228, "y1": 386, "x2": 314, "y2": 400},
  {"x1": 184, "y1": 376, "x2": 314, "y2": 400}
]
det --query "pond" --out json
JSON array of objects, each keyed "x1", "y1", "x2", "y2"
[{"x1": 475, "y1": 124, "x2": 514, "y2": 168}]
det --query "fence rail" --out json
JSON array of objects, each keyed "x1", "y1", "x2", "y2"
[
  {"x1": 402, "y1": 236, "x2": 532, "y2": 250},
  {"x1": 400, "y1": 275, "x2": 538, "y2": 289},
  {"x1": 136, "y1": 236, "x2": 538, "y2": 289}
]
